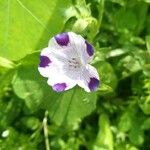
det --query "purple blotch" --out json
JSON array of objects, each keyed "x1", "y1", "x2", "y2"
[
  {"x1": 55, "y1": 32, "x2": 69, "y2": 46},
  {"x1": 39, "y1": 55, "x2": 51, "y2": 67},
  {"x1": 85, "y1": 41, "x2": 94, "y2": 56},
  {"x1": 88, "y1": 77, "x2": 99, "y2": 91},
  {"x1": 52, "y1": 83, "x2": 67, "y2": 92}
]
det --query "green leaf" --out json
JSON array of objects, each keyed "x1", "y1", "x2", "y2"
[
  {"x1": 0, "y1": 97, "x2": 22, "y2": 128},
  {"x1": 98, "y1": 83, "x2": 113, "y2": 95},
  {"x1": 141, "y1": 117, "x2": 150, "y2": 130},
  {"x1": 21, "y1": 116, "x2": 40, "y2": 130},
  {"x1": 19, "y1": 51, "x2": 40, "y2": 66},
  {"x1": 97, "y1": 0, "x2": 105, "y2": 30},
  {"x1": 0, "y1": 0, "x2": 71, "y2": 60},
  {"x1": 146, "y1": 35, "x2": 150, "y2": 53},
  {"x1": 114, "y1": 9, "x2": 137, "y2": 32},
  {"x1": 12, "y1": 65, "x2": 49, "y2": 112},
  {"x1": 118, "y1": 111, "x2": 132, "y2": 132},
  {"x1": 127, "y1": 105, "x2": 145, "y2": 146},
  {"x1": 110, "y1": 0, "x2": 126, "y2": 6},
  {"x1": 12, "y1": 52, "x2": 97, "y2": 125},
  {"x1": 0, "y1": 127, "x2": 37, "y2": 149},
  {"x1": 106, "y1": 48, "x2": 129, "y2": 58},
  {"x1": 0, "y1": 56, "x2": 15, "y2": 69},
  {"x1": 0, "y1": 69, "x2": 15, "y2": 97},
  {"x1": 139, "y1": 98, "x2": 150, "y2": 115},
  {"x1": 94, "y1": 113, "x2": 113, "y2": 150},
  {"x1": 126, "y1": 146, "x2": 139, "y2": 150},
  {"x1": 117, "y1": 55, "x2": 142, "y2": 79},
  {"x1": 135, "y1": 51, "x2": 150, "y2": 77},
  {"x1": 129, "y1": 127, "x2": 144, "y2": 146},
  {"x1": 113, "y1": 1, "x2": 148, "y2": 34},
  {"x1": 44, "y1": 87, "x2": 97, "y2": 125},
  {"x1": 143, "y1": 0, "x2": 150, "y2": 3},
  {"x1": 95, "y1": 61, "x2": 118, "y2": 90}
]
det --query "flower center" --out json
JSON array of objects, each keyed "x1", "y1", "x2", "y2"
[{"x1": 68, "y1": 57, "x2": 82, "y2": 70}]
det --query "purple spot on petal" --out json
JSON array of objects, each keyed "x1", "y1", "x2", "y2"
[
  {"x1": 88, "y1": 77, "x2": 99, "y2": 91},
  {"x1": 85, "y1": 41, "x2": 94, "y2": 56},
  {"x1": 52, "y1": 83, "x2": 67, "y2": 92},
  {"x1": 55, "y1": 33, "x2": 69, "y2": 46},
  {"x1": 39, "y1": 56, "x2": 51, "y2": 67}
]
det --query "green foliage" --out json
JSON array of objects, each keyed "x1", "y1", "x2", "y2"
[
  {"x1": 0, "y1": 0, "x2": 71, "y2": 60},
  {"x1": 95, "y1": 114, "x2": 113, "y2": 150},
  {"x1": 0, "y1": 0, "x2": 150, "y2": 149}
]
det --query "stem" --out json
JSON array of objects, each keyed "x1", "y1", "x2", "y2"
[{"x1": 43, "y1": 111, "x2": 50, "y2": 150}]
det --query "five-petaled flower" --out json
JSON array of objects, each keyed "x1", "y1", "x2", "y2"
[{"x1": 38, "y1": 32, "x2": 100, "y2": 92}]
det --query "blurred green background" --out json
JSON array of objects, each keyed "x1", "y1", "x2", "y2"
[{"x1": 0, "y1": 0, "x2": 150, "y2": 149}]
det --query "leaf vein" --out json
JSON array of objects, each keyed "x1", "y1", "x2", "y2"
[{"x1": 16, "y1": 0, "x2": 47, "y2": 30}]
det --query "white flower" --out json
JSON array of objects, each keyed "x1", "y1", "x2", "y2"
[{"x1": 38, "y1": 32, "x2": 100, "y2": 92}]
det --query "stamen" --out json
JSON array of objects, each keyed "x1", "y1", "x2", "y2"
[{"x1": 68, "y1": 57, "x2": 81, "y2": 70}]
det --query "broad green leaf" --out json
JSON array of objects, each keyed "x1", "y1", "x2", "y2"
[
  {"x1": 0, "y1": 0, "x2": 71, "y2": 60},
  {"x1": 12, "y1": 52, "x2": 97, "y2": 125},
  {"x1": 12, "y1": 65, "x2": 52, "y2": 112},
  {"x1": 19, "y1": 51, "x2": 40, "y2": 66},
  {"x1": 44, "y1": 87, "x2": 97, "y2": 125}
]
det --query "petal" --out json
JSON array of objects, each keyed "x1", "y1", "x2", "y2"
[
  {"x1": 38, "y1": 32, "x2": 97, "y2": 92},
  {"x1": 88, "y1": 77, "x2": 100, "y2": 91},
  {"x1": 52, "y1": 83, "x2": 67, "y2": 92},
  {"x1": 68, "y1": 32, "x2": 94, "y2": 64},
  {"x1": 55, "y1": 32, "x2": 69, "y2": 46},
  {"x1": 38, "y1": 47, "x2": 77, "y2": 92},
  {"x1": 48, "y1": 32, "x2": 94, "y2": 64},
  {"x1": 39, "y1": 55, "x2": 51, "y2": 67},
  {"x1": 38, "y1": 47, "x2": 66, "y2": 78},
  {"x1": 77, "y1": 64, "x2": 100, "y2": 92},
  {"x1": 47, "y1": 72, "x2": 77, "y2": 92},
  {"x1": 39, "y1": 59, "x2": 77, "y2": 92},
  {"x1": 85, "y1": 41, "x2": 94, "y2": 56}
]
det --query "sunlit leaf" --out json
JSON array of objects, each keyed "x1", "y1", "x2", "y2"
[{"x1": 0, "y1": 0, "x2": 71, "y2": 60}]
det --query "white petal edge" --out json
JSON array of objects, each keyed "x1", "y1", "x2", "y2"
[{"x1": 47, "y1": 72, "x2": 77, "y2": 91}]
